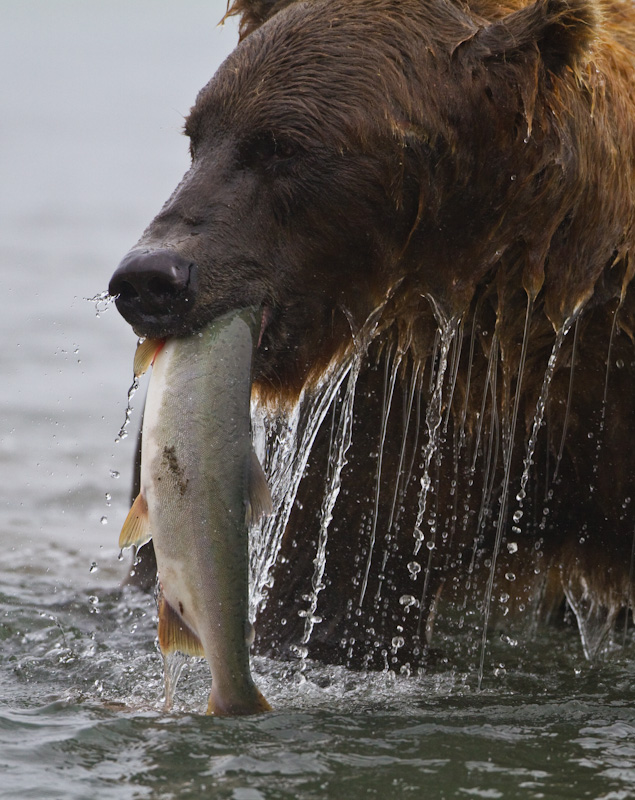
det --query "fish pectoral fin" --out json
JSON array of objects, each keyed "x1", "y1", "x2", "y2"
[
  {"x1": 157, "y1": 593, "x2": 205, "y2": 657},
  {"x1": 118, "y1": 493, "x2": 152, "y2": 550},
  {"x1": 245, "y1": 450, "x2": 273, "y2": 526},
  {"x1": 133, "y1": 337, "x2": 165, "y2": 377}
]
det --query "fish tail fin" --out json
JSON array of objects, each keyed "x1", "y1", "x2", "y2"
[
  {"x1": 207, "y1": 685, "x2": 271, "y2": 716},
  {"x1": 157, "y1": 592, "x2": 205, "y2": 657},
  {"x1": 245, "y1": 450, "x2": 272, "y2": 526},
  {"x1": 118, "y1": 493, "x2": 152, "y2": 550},
  {"x1": 133, "y1": 337, "x2": 165, "y2": 377}
]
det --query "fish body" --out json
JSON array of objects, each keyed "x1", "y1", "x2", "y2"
[{"x1": 120, "y1": 308, "x2": 270, "y2": 715}]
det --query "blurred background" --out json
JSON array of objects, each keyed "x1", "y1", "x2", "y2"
[{"x1": 0, "y1": 0, "x2": 238, "y2": 590}]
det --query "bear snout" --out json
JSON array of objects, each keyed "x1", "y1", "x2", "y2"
[{"x1": 109, "y1": 249, "x2": 198, "y2": 335}]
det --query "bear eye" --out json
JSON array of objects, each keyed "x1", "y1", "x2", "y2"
[{"x1": 239, "y1": 131, "x2": 298, "y2": 170}]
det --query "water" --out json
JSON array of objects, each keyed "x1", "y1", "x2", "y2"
[{"x1": 2, "y1": 2, "x2": 635, "y2": 798}]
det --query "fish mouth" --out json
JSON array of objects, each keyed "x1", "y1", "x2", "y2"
[{"x1": 128, "y1": 304, "x2": 273, "y2": 351}]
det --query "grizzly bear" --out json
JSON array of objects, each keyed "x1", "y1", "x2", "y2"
[{"x1": 110, "y1": 0, "x2": 635, "y2": 677}]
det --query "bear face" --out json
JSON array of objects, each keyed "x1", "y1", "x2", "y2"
[
  {"x1": 111, "y1": 0, "x2": 635, "y2": 671},
  {"x1": 112, "y1": 0, "x2": 632, "y2": 397}
]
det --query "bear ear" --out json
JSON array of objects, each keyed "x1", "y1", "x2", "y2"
[
  {"x1": 224, "y1": 0, "x2": 295, "y2": 39},
  {"x1": 469, "y1": 0, "x2": 599, "y2": 75}
]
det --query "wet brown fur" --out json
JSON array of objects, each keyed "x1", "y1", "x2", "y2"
[{"x1": 123, "y1": 0, "x2": 635, "y2": 668}]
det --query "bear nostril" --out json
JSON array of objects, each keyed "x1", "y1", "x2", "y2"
[
  {"x1": 109, "y1": 249, "x2": 198, "y2": 327},
  {"x1": 113, "y1": 279, "x2": 140, "y2": 303}
]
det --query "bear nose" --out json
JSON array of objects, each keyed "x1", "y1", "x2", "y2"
[{"x1": 109, "y1": 249, "x2": 197, "y2": 328}]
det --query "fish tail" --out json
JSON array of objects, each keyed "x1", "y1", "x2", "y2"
[{"x1": 207, "y1": 685, "x2": 271, "y2": 716}]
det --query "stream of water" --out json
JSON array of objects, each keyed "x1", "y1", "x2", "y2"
[{"x1": 2, "y1": 2, "x2": 635, "y2": 798}]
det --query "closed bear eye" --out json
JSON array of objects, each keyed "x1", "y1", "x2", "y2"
[{"x1": 238, "y1": 131, "x2": 299, "y2": 171}]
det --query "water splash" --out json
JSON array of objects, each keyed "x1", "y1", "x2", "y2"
[
  {"x1": 563, "y1": 573, "x2": 620, "y2": 659},
  {"x1": 86, "y1": 290, "x2": 117, "y2": 318},
  {"x1": 163, "y1": 651, "x2": 189, "y2": 711}
]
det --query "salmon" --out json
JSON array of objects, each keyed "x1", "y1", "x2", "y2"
[{"x1": 119, "y1": 307, "x2": 271, "y2": 715}]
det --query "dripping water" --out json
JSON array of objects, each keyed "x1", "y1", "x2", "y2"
[
  {"x1": 298, "y1": 349, "x2": 363, "y2": 652},
  {"x1": 465, "y1": 334, "x2": 500, "y2": 582},
  {"x1": 443, "y1": 316, "x2": 465, "y2": 435},
  {"x1": 412, "y1": 305, "x2": 460, "y2": 558},
  {"x1": 387, "y1": 360, "x2": 423, "y2": 533},
  {"x1": 249, "y1": 355, "x2": 355, "y2": 618},
  {"x1": 115, "y1": 376, "x2": 140, "y2": 443},
  {"x1": 459, "y1": 305, "x2": 480, "y2": 451},
  {"x1": 518, "y1": 315, "x2": 574, "y2": 503},
  {"x1": 249, "y1": 303, "x2": 386, "y2": 618},
  {"x1": 360, "y1": 342, "x2": 403, "y2": 606},
  {"x1": 585, "y1": 305, "x2": 621, "y2": 494},
  {"x1": 477, "y1": 297, "x2": 534, "y2": 690},
  {"x1": 623, "y1": 526, "x2": 635, "y2": 648},
  {"x1": 553, "y1": 316, "x2": 580, "y2": 484}
]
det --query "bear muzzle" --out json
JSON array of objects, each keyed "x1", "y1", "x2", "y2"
[{"x1": 109, "y1": 248, "x2": 198, "y2": 336}]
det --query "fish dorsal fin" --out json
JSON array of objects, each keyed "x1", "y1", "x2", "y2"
[
  {"x1": 118, "y1": 493, "x2": 151, "y2": 550},
  {"x1": 245, "y1": 450, "x2": 272, "y2": 526},
  {"x1": 133, "y1": 338, "x2": 165, "y2": 377},
  {"x1": 157, "y1": 593, "x2": 205, "y2": 657}
]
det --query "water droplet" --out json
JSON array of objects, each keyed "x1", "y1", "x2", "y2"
[
  {"x1": 86, "y1": 291, "x2": 116, "y2": 318},
  {"x1": 407, "y1": 561, "x2": 421, "y2": 579},
  {"x1": 510, "y1": 174, "x2": 517, "y2": 181},
  {"x1": 505, "y1": 572, "x2": 516, "y2": 581},
  {"x1": 290, "y1": 644, "x2": 308, "y2": 659},
  {"x1": 100, "y1": 516, "x2": 108, "y2": 525},
  {"x1": 516, "y1": 489, "x2": 526, "y2": 502},
  {"x1": 507, "y1": 542, "x2": 518, "y2": 554},
  {"x1": 105, "y1": 492, "x2": 112, "y2": 506},
  {"x1": 616, "y1": 358, "x2": 624, "y2": 369},
  {"x1": 512, "y1": 509, "x2": 523, "y2": 523},
  {"x1": 109, "y1": 470, "x2": 120, "y2": 479},
  {"x1": 89, "y1": 562, "x2": 98, "y2": 573},
  {"x1": 391, "y1": 636, "x2": 405, "y2": 651}
]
